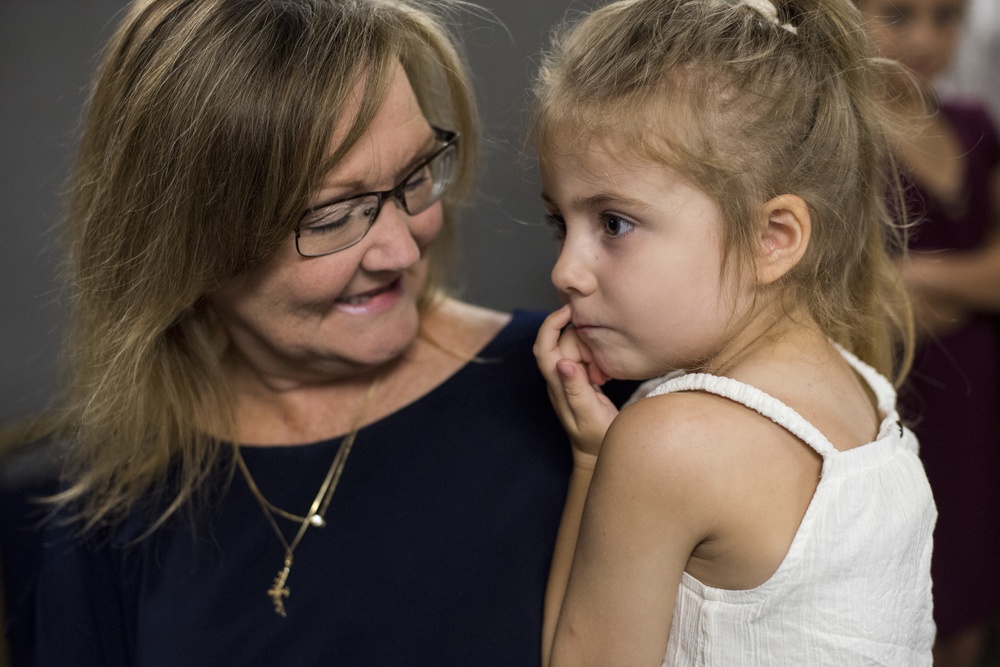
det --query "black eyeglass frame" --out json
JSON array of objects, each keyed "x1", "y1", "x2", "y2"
[{"x1": 294, "y1": 127, "x2": 459, "y2": 258}]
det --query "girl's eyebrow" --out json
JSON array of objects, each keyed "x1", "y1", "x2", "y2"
[{"x1": 541, "y1": 191, "x2": 652, "y2": 213}]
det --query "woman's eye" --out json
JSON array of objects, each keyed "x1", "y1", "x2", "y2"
[
  {"x1": 405, "y1": 171, "x2": 430, "y2": 193},
  {"x1": 602, "y1": 213, "x2": 635, "y2": 238},
  {"x1": 300, "y1": 194, "x2": 380, "y2": 237},
  {"x1": 301, "y1": 204, "x2": 354, "y2": 235}
]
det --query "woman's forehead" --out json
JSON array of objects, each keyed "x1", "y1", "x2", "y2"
[{"x1": 315, "y1": 64, "x2": 433, "y2": 193}]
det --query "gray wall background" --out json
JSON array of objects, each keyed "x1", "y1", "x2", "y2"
[{"x1": 0, "y1": 1, "x2": 582, "y2": 424}]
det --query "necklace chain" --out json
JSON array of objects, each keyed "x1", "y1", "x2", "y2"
[{"x1": 234, "y1": 378, "x2": 381, "y2": 617}]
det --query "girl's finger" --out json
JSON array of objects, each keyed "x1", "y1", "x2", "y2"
[{"x1": 534, "y1": 305, "x2": 573, "y2": 362}]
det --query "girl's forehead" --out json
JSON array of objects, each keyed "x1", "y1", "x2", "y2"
[
  {"x1": 540, "y1": 134, "x2": 703, "y2": 205},
  {"x1": 539, "y1": 87, "x2": 707, "y2": 165},
  {"x1": 541, "y1": 134, "x2": 634, "y2": 179},
  {"x1": 540, "y1": 124, "x2": 685, "y2": 181}
]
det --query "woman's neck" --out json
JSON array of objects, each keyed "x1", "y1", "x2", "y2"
[{"x1": 227, "y1": 298, "x2": 509, "y2": 446}]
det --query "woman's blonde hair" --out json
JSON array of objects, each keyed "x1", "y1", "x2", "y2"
[
  {"x1": 31, "y1": 0, "x2": 479, "y2": 530},
  {"x1": 535, "y1": 0, "x2": 913, "y2": 379}
]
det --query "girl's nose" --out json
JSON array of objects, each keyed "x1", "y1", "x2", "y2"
[{"x1": 550, "y1": 237, "x2": 596, "y2": 297}]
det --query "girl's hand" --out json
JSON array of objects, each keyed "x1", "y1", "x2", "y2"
[{"x1": 534, "y1": 305, "x2": 619, "y2": 457}]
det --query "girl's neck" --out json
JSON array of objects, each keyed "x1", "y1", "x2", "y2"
[
  {"x1": 705, "y1": 301, "x2": 826, "y2": 379},
  {"x1": 706, "y1": 302, "x2": 882, "y2": 451}
]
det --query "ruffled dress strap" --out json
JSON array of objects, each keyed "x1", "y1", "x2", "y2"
[
  {"x1": 639, "y1": 345, "x2": 900, "y2": 458},
  {"x1": 644, "y1": 373, "x2": 840, "y2": 458}
]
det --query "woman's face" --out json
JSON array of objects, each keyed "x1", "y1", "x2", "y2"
[
  {"x1": 210, "y1": 64, "x2": 444, "y2": 385},
  {"x1": 860, "y1": 0, "x2": 967, "y2": 82}
]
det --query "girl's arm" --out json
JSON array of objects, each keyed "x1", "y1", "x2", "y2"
[
  {"x1": 534, "y1": 306, "x2": 620, "y2": 666},
  {"x1": 543, "y1": 447, "x2": 597, "y2": 667},
  {"x1": 548, "y1": 396, "x2": 712, "y2": 666}
]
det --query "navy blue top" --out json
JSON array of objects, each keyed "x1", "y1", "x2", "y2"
[{"x1": 33, "y1": 311, "x2": 634, "y2": 666}]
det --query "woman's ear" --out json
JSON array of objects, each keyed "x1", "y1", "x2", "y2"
[{"x1": 757, "y1": 194, "x2": 810, "y2": 285}]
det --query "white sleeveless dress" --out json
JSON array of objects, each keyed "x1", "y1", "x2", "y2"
[{"x1": 638, "y1": 347, "x2": 936, "y2": 666}]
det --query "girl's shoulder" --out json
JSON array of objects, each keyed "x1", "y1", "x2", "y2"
[
  {"x1": 600, "y1": 384, "x2": 827, "y2": 588},
  {"x1": 614, "y1": 387, "x2": 745, "y2": 448},
  {"x1": 603, "y1": 372, "x2": 829, "y2": 499},
  {"x1": 603, "y1": 388, "x2": 792, "y2": 492},
  {"x1": 597, "y1": 389, "x2": 814, "y2": 561}
]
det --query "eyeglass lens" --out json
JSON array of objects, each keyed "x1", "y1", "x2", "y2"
[{"x1": 296, "y1": 139, "x2": 457, "y2": 257}]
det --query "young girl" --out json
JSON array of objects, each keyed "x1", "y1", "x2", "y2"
[{"x1": 532, "y1": 0, "x2": 937, "y2": 664}]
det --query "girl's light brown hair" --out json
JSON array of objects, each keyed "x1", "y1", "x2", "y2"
[
  {"x1": 24, "y1": 0, "x2": 479, "y2": 531},
  {"x1": 535, "y1": 0, "x2": 913, "y2": 380}
]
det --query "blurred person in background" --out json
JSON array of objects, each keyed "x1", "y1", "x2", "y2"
[{"x1": 860, "y1": 1, "x2": 1000, "y2": 665}]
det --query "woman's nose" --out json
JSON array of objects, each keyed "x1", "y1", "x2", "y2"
[{"x1": 360, "y1": 200, "x2": 422, "y2": 271}]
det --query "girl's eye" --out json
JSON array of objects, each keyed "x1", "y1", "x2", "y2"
[
  {"x1": 602, "y1": 213, "x2": 635, "y2": 238},
  {"x1": 544, "y1": 213, "x2": 567, "y2": 241}
]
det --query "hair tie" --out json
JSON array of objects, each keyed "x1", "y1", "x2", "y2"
[{"x1": 736, "y1": 0, "x2": 798, "y2": 35}]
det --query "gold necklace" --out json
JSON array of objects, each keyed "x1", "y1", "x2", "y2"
[{"x1": 234, "y1": 378, "x2": 381, "y2": 617}]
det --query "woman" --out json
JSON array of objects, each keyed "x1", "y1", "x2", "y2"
[
  {"x1": 15, "y1": 1, "x2": 605, "y2": 664},
  {"x1": 860, "y1": 1, "x2": 1000, "y2": 665}
]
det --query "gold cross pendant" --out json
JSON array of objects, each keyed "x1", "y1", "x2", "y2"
[{"x1": 268, "y1": 557, "x2": 292, "y2": 617}]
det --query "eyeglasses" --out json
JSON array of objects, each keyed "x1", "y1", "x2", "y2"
[{"x1": 295, "y1": 127, "x2": 459, "y2": 257}]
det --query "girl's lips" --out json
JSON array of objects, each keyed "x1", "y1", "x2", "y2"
[
  {"x1": 334, "y1": 277, "x2": 403, "y2": 315},
  {"x1": 573, "y1": 324, "x2": 605, "y2": 340}
]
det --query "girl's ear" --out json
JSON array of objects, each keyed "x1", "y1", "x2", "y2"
[{"x1": 756, "y1": 194, "x2": 810, "y2": 285}]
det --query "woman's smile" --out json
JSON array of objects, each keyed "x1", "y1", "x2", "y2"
[{"x1": 334, "y1": 277, "x2": 404, "y2": 314}]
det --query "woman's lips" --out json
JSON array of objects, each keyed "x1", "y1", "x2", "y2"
[{"x1": 334, "y1": 277, "x2": 403, "y2": 315}]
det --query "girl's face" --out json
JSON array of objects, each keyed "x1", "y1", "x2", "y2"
[
  {"x1": 860, "y1": 0, "x2": 967, "y2": 82},
  {"x1": 209, "y1": 64, "x2": 443, "y2": 384},
  {"x1": 540, "y1": 141, "x2": 750, "y2": 380}
]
